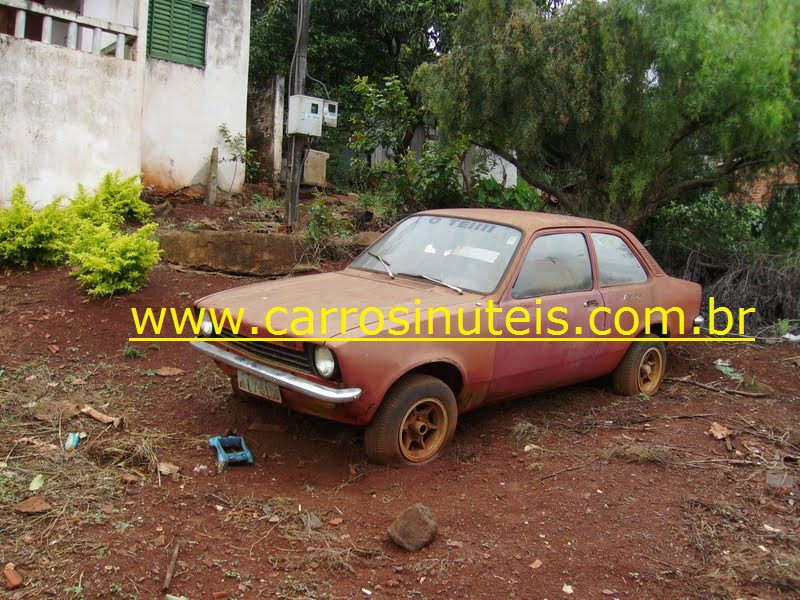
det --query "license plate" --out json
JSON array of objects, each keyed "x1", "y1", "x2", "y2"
[{"x1": 237, "y1": 370, "x2": 282, "y2": 404}]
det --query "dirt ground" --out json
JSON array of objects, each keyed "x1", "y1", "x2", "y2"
[{"x1": 1, "y1": 265, "x2": 798, "y2": 599}]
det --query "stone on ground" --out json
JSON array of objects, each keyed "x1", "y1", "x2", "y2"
[{"x1": 387, "y1": 503, "x2": 437, "y2": 551}]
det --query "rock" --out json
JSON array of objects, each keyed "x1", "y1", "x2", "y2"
[
  {"x1": 328, "y1": 517, "x2": 343, "y2": 526},
  {"x1": 562, "y1": 584, "x2": 574, "y2": 594},
  {"x1": 766, "y1": 472, "x2": 795, "y2": 491},
  {"x1": 152, "y1": 201, "x2": 176, "y2": 219},
  {"x1": 387, "y1": 503, "x2": 437, "y2": 552},
  {"x1": 306, "y1": 513, "x2": 323, "y2": 529},
  {"x1": 353, "y1": 231, "x2": 383, "y2": 249},
  {"x1": 744, "y1": 377, "x2": 775, "y2": 395},
  {"x1": 155, "y1": 367, "x2": 184, "y2": 377},
  {"x1": 33, "y1": 400, "x2": 80, "y2": 422},
  {"x1": 3, "y1": 563, "x2": 22, "y2": 590},
  {"x1": 14, "y1": 497, "x2": 52, "y2": 514},
  {"x1": 159, "y1": 231, "x2": 310, "y2": 276}
]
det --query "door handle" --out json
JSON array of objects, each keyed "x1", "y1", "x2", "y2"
[{"x1": 584, "y1": 299, "x2": 599, "y2": 308}]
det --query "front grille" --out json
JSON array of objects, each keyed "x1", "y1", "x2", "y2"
[{"x1": 212, "y1": 329, "x2": 313, "y2": 374}]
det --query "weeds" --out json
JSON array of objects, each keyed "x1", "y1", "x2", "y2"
[{"x1": 122, "y1": 345, "x2": 144, "y2": 359}]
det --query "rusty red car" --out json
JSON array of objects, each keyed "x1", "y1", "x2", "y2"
[{"x1": 192, "y1": 209, "x2": 702, "y2": 465}]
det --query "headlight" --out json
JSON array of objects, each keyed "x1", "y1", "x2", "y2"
[
  {"x1": 313, "y1": 346, "x2": 336, "y2": 378},
  {"x1": 200, "y1": 313, "x2": 214, "y2": 336}
]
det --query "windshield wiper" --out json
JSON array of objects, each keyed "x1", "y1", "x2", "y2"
[
  {"x1": 396, "y1": 272, "x2": 463, "y2": 295},
  {"x1": 367, "y1": 251, "x2": 394, "y2": 279}
]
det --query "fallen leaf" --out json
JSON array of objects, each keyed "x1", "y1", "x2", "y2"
[
  {"x1": 155, "y1": 367, "x2": 185, "y2": 377},
  {"x1": 157, "y1": 462, "x2": 180, "y2": 478},
  {"x1": 14, "y1": 497, "x2": 52, "y2": 514},
  {"x1": 120, "y1": 473, "x2": 138, "y2": 484},
  {"x1": 47, "y1": 344, "x2": 59, "y2": 354},
  {"x1": 529, "y1": 559, "x2": 543, "y2": 569},
  {"x1": 33, "y1": 400, "x2": 80, "y2": 422},
  {"x1": 28, "y1": 474, "x2": 44, "y2": 491},
  {"x1": 708, "y1": 422, "x2": 733, "y2": 440}
]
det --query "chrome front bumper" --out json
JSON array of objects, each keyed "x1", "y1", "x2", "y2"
[{"x1": 190, "y1": 341, "x2": 362, "y2": 404}]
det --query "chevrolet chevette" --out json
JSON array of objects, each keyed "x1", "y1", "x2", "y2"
[{"x1": 192, "y1": 209, "x2": 702, "y2": 465}]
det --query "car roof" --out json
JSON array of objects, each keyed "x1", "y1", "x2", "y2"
[{"x1": 418, "y1": 208, "x2": 624, "y2": 234}]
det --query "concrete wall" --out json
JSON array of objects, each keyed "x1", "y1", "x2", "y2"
[
  {"x1": 0, "y1": 34, "x2": 143, "y2": 206},
  {"x1": 0, "y1": 0, "x2": 250, "y2": 206},
  {"x1": 141, "y1": 1, "x2": 250, "y2": 194}
]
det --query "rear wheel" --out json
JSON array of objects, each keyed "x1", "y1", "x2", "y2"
[
  {"x1": 365, "y1": 374, "x2": 458, "y2": 466},
  {"x1": 612, "y1": 335, "x2": 666, "y2": 396}
]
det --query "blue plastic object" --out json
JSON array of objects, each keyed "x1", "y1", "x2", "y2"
[{"x1": 208, "y1": 435, "x2": 254, "y2": 472}]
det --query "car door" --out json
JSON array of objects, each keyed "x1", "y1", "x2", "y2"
[
  {"x1": 589, "y1": 230, "x2": 655, "y2": 374},
  {"x1": 488, "y1": 229, "x2": 605, "y2": 401}
]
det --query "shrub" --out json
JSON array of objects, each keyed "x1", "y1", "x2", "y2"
[
  {"x1": 69, "y1": 223, "x2": 161, "y2": 297},
  {"x1": 305, "y1": 198, "x2": 354, "y2": 244},
  {"x1": 0, "y1": 186, "x2": 77, "y2": 266},
  {"x1": 1, "y1": 173, "x2": 160, "y2": 297},
  {"x1": 643, "y1": 193, "x2": 765, "y2": 272},
  {"x1": 474, "y1": 178, "x2": 544, "y2": 212},
  {"x1": 70, "y1": 172, "x2": 152, "y2": 225}
]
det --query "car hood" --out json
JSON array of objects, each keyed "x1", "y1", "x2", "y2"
[{"x1": 196, "y1": 268, "x2": 482, "y2": 337}]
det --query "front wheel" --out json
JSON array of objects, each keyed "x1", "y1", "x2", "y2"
[
  {"x1": 611, "y1": 336, "x2": 667, "y2": 396},
  {"x1": 365, "y1": 374, "x2": 458, "y2": 466}
]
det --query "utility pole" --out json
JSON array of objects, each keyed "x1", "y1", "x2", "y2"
[{"x1": 284, "y1": 0, "x2": 311, "y2": 228}]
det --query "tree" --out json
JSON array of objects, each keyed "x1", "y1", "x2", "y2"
[{"x1": 415, "y1": 0, "x2": 800, "y2": 226}]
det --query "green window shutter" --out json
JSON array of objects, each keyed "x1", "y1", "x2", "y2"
[{"x1": 147, "y1": 0, "x2": 207, "y2": 68}]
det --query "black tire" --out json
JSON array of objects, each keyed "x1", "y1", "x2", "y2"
[
  {"x1": 611, "y1": 335, "x2": 667, "y2": 396},
  {"x1": 365, "y1": 373, "x2": 458, "y2": 466}
]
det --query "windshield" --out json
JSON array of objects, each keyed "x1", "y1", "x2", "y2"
[{"x1": 350, "y1": 215, "x2": 522, "y2": 293}]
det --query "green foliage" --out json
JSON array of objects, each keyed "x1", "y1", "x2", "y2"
[
  {"x1": 249, "y1": 0, "x2": 463, "y2": 185},
  {"x1": 350, "y1": 76, "x2": 420, "y2": 156},
  {"x1": 0, "y1": 186, "x2": 76, "y2": 266},
  {"x1": 474, "y1": 178, "x2": 544, "y2": 212},
  {"x1": 71, "y1": 172, "x2": 152, "y2": 225},
  {"x1": 305, "y1": 198, "x2": 354, "y2": 243},
  {"x1": 122, "y1": 344, "x2": 144, "y2": 359},
  {"x1": 357, "y1": 189, "x2": 400, "y2": 226},
  {"x1": 219, "y1": 123, "x2": 261, "y2": 184},
  {"x1": 416, "y1": 0, "x2": 800, "y2": 225},
  {"x1": 762, "y1": 185, "x2": 800, "y2": 254},
  {"x1": 644, "y1": 193, "x2": 765, "y2": 269},
  {"x1": 352, "y1": 139, "x2": 468, "y2": 214},
  {"x1": 69, "y1": 223, "x2": 161, "y2": 297},
  {"x1": 1, "y1": 174, "x2": 160, "y2": 297}
]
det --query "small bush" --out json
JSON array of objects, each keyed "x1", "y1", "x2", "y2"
[
  {"x1": 305, "y1": 198, "x2": 354, "y2": 244},
  {"x1": 474, "y1": 178, "x2": 544, "y2": 212},
  {"x1": 0, "y1": 186, "x2": 77, "y2": 266},
  {"x1": 70, "y1": 172, "x2": 152, "y2": 225},
  {"x1": 1, "y1": 174, "x2": 160, "y2": 297},
  {"x1": 69, "y1": 223, "x2": 161, "y2": 297}
]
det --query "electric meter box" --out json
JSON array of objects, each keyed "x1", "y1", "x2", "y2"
[
  {"x1": 287, "y1": 95, "x2": 323, "y2": 136},
  {"x1": 323, "y1": 100, "x2": 339, "y2": 127}
]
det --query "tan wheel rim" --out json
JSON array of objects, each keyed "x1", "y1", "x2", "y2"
[
  {"x1": 399, "y1": 397, "x2": 448, "y2": 462},
  {"x1": 638, "y1": 347, "x2": 664, "y2": 395}
]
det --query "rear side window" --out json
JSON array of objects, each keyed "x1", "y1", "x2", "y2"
[
  {"x1": 592, "y1": 233, "x2": 647, "y2": 286},
  {"x1": 512, "y1": 233, "x2": 593, "y2": 298}
]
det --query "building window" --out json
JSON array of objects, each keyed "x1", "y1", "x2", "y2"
[{"x1": 147, "y1": 0, "x2": 207, "y2": 68}]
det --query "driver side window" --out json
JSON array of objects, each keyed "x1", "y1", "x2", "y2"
[{"x1": 512, "y1": 233, "x2": 593, "y2": 299}]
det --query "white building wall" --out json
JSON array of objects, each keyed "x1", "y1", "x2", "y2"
[
  {"x1": 141, "y1": 1, "x2": 250, "y2": 193},
  {"x1": 0, "y1": 34, "x2": 143, "y2": 206},
  {"x1": 0, "y1": 0, "x2": 250, "y2": 206}
]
